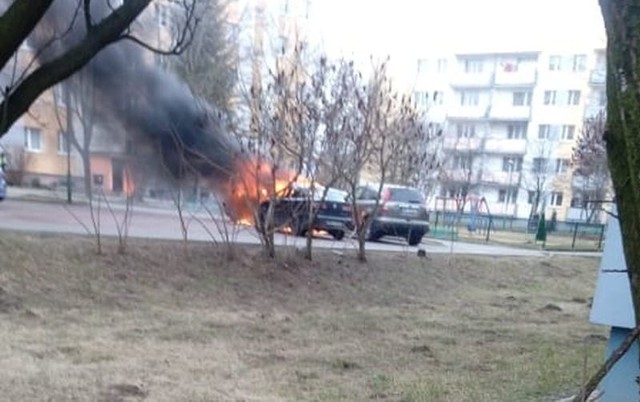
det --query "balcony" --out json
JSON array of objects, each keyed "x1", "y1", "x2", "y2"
[
  {"x1": 585, "y1": 103, "x2": 606, "y2": 118},
  {"x1": 590, "y1": 69, "x2": 606, "y2": 85},
  {"x1": 448, "y1": 105, "x2": 490, "y2": 119},
  {"x1": 488, "y1": 105, "x2": 531, "y2": 121},
  {"x1": 484, "y1": 138, "x2": 527, "y2": 154},
  {"x1": 443, "y1": 136, "x2": 483, "y2": 151},
  {"x1": 450, "y1": 72, "x2": 494, "y2": 88},
  {"x1": 481, "y1": 170, "x2": 520, "y2": 186},
  {"x1": 494, "y1": 69, "x2": 537, "y2": 87}
]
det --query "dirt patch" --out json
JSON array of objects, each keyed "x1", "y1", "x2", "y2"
[
  {"x1": 0, "y1": 286, "x2": 22, "y2": 313},
  {"x1": 100, "y1": 383, "x2": 148, "y2": 402}
]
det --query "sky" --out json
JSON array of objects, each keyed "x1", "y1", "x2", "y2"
[{"x1": 308, "y1": 0, "x2": 606, "y2": 85}]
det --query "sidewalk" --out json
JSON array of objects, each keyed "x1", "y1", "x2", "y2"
[{"x1": 6, "y1": 185, "x2": 226, "y2": 219}]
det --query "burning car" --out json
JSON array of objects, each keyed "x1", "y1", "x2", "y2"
[{"x1": 258, "y1": 184, "x2": 354, "y2": 240}]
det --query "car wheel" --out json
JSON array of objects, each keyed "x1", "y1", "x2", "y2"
[
  {"x1": 408, "y1": 231, "x2": 424, "y2": 246},
  {"x1": 329, "y1": 230, "x2": 345, "y2": 241},
  {"x1": 365, "y1": 222, "x2": 382, "y2": 242},
  {"x1": 293, "y1": 218, "x2": 307, "y2": 237}
]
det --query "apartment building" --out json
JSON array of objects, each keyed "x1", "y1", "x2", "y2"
[
  {"x1": 0, "y1": 42, "x2": 83, "y2": 188},
  {"x1": 414, "y1": 48, "x2": 607, "y2": 221}
]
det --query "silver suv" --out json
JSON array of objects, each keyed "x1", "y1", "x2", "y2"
[{"x1": 355, "y1": 184, "x2": 429, "y2": 246}]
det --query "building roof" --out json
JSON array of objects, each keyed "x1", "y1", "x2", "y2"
[{"x1": 589, "y1": 207, "x2": 636, "y2": 328}]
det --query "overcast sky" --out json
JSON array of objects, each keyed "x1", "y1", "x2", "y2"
[{"x1": 308, "y1": 0, "x2": 606, "y2": 84}]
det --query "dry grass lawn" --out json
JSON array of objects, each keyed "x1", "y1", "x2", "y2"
[{"x1": 0, "y1": 232, "x2": 606, "y2": 402}]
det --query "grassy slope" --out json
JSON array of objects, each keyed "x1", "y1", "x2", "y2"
[{"x1": 0, "y1": 233, "x2": 606, "y2": 401}]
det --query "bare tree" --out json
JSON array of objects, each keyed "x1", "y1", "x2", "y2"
[
  {"x1": 295, "y1": 55, "x2": 353, "y2": 261},
  {"x1": 337, "y1": 59, "x2": 433, "y2": 262},
  {"x1": 228, "y1": 43, "x2": 309, "y2": 258},
  {"x1": 387, "y1": 121, "x2": 443, "y2": 195},
  {"x1": 1, "y1": 145, "x2": 32, "y2": 185},
  {"x1": 51, "y1": 67, "x2": 98, "y2": 199},
  {"x1": 172, "y1": 0, "x2": 238, "y2": 114},
  {"x1": 436, "y1": 123, "x2": 485, "y2": 213},
  {"x1": 573, "y1": 2, "x2": 640, "y2": 396},
  {"x1": 571, "y1": 111, "x2": 611, "y2": 223},
  {"x1": 522, "y1": 137, "x2": 556, "y2": 219},
  {"x1": 0, "y1": 0, "x2": 199, "y2": 136}
]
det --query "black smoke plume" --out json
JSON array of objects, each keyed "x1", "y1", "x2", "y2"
[{"x1": 31, "y1": 0, "x2": 242, "y2": 186}]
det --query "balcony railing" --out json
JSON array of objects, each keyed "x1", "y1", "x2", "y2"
[
  {"x1": 484, "y1": 138, "x2": 527, "y2": 154},
  {"x1": 449, "y1": 72, "x2": 494, "y2": 88},
  {"x1": 494, "y1": 69, "x2": 537, "y2": 86},
  {"x1": 590, "y1": 69, "x2": 606, "y2": 85},
  {"x1": 488, "y1": 105, "x2": 531, "y2": 121},
  {"x1": 448, "y1": 105, "x2": 490, "y2": 119},
  {"x1": 443, "y1": 137, "x2": 483, "y2": 151},
  {"x1": 481, "y1": 170, "x2": 520, "y2": 185}
]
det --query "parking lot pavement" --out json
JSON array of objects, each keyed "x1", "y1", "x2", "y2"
[{"x1": 0, "y1": 197, "x2": 599, "y2": 258}]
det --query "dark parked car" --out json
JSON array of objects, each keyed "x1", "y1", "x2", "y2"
[
  {"x1": 355, "y1": 184, "x2": 429, "y2": 246},
  {"x1": 259, "y1": 184, "x2": 354, "y2": 240}
]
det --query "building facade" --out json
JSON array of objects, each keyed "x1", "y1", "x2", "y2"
[{"x1": 414, "y1": 48, "x2": 607, "y2": 221}]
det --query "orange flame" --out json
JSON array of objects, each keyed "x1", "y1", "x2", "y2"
[{"x1": 215, "y1": 157, "x2": 309, "y2": 224}]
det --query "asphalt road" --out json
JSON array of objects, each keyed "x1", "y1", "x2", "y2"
[{"x1": 0, "y1": 198, "x2": 591, "y2": 257}]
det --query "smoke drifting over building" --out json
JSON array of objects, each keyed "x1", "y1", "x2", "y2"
[{"x1": 33, "y1": 0, "x2": 243, "y2": 187}]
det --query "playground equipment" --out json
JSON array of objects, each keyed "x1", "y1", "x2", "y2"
[{"x1": 431, "y1": 194, "x2": 493, "y2": 239}]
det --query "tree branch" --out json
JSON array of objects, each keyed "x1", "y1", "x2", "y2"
[
  {"x1": 0, "y1": 0, "x2": 54, "y2": 71},
  {"x1": 0, "y1": 0, "x2": 152, "y2": 136},
  {"x1": 573, "y1": 325, "x2": 640, "y2": 402}
]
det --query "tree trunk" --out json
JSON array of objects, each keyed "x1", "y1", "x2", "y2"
[
  {"x1": 357, "y1": 232, "x2": 367, "y2": 262},
  {"x1": 81, "y1": 150, "x2": 92, "y2": 200},
  {"x1": 600, "y1": 0, "x2": 640, "y2": 340},
  {"x1": 305, "y1": 230, "x2": 313, "y2": 261}
]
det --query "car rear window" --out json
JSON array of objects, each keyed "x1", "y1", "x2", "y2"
[
  {"x1": 314, "y1": 187, "x2": 347, "y2": 202},
  {"x1": 388, "y1": 188, "x2": 424, "y2": 203}
]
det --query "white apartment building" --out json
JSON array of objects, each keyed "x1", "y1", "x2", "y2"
[{"x1": 414, "y1": 48, "x2": 607, "y2": 221}]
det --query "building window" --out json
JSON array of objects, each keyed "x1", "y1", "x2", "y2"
[
  {"x1": 58, "y1": 131, "x2": 69, "y2": 154},
  {"x1": 561, "y1": 125, "x2": 575, "y2": 140},
  {"x1": 463, "y1": 58, "x2": 483, "y2": 73},
  {"x1": 417, "y1": 59, "x2": 428, "y2": 73},
  {"x1": 572, "y1": 54, "x2": 587, "y2": 72},
  {"x1": 498, "y1": 189, "x2": 507, "y2": 202},
  {"x1": 456, "y1": 124, "x2": 476, "y2": 138},
  {"x1": 460, "y1": 91, "x2": 479, "y2": 106},
  {"x1": 544, "y1": 90, "x2": 557, "y2": 105},
  {"x1": 550, "y1": 191, "x2": 564, "y2": 206},
  {"x1": 538, "y1": 124, "x2": 550, "y2": 140},
  {"x1": 555, "y1": 158, "x2": 570, "y2": 174},
  {"x1": 512, "y1": 91, "x2": 532, "y2": 106},
  {"x1": 527, "y1": 190, "x2": 536, "y2": 204},
  {"x1": 414, "y1": 91, "x2": 428, "y2": 108},
  {"x1": 501, "y1": 59, "x2": 519, "y2": 72},
  {"x1": 437, "y1": 58, "x2": 448, "y2": 73},
  {"x1": 568, "y1": 90, "x2": 581, "y2": 105},
  {"x1": 507, "y1": 123, "x2": 527, "y2": 139},
  {"x1": 502, "y1": 156, "x2": 523, "y2": 172},
  {"x1": 433, "y1": 91, "x2": 444, "y2": 105},
  {"x1": 453, "y1": 154, "x2": 473, "y2": 170},
  {"x1": 498, "y1": 188, "x2": 518, "y2": 204},
  {"x1": 597, "y1": 90, "x2": 607, "y2": 107},
  {"x1": 549, "y1": 55, "x2": 562, "y2": 71},
  {"x1": 533, "y1": 157, "x2": 548, "y2": 173},
  {"x1": 24, "y1": 127, "x2": 42, "y2": 152}
]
